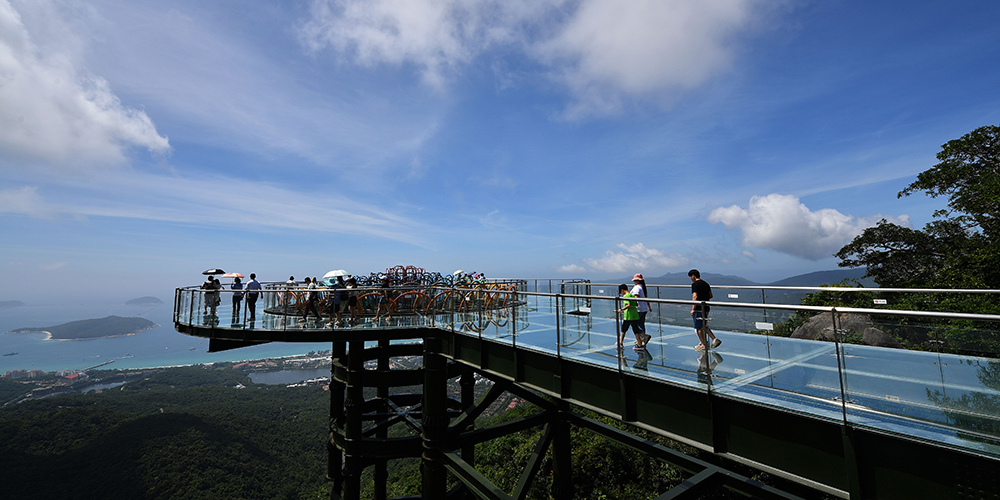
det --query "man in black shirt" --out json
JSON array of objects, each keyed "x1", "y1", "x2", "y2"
[{"x1": 689, "y1": 269, "x2": 721, "y2": 351}]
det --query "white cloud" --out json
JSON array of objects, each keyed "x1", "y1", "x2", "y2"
[
  {"x1": 536, "y1": 0, "x2": 759, "y2": 119},
  {"x1": 0, "y1": 0, "x2": 169, "y2": 169},
  {"x1": 707, "y1": 193, "x2": 909, "y2": 260},
  {"x1": 1, "y1": 171, "x2": 431, "y2": 246},
  {"x1": 0, "y1": 186, "x2": 56, "y2": 218},
  {"x1": 557, "y1": 263, "x2": 586, "y2": 273},
  {"x1": 300, "y1": 0, "x2": 767, "y2": 117},
  {"x1": 300, "y1": 0, "x2": 550, "y2": 88},
  {"x1": 583, "y1": 242, "x2": 688, "y2": 273}
]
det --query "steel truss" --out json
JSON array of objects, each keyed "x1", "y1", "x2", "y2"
[{"x1": 327, "y1": 330, "x2": 807, "y2": 500}]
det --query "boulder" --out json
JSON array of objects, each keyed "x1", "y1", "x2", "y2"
[
  {"x1": 862, "y1": 327, "x2": 904, "y2": 348},
  {"x1": 790, "y1": 313, "x2": 901, "y2": 348}
]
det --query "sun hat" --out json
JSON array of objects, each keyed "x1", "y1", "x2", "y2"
[{"x1": 632, "y1": 273, "x2": 644, "y2": 281}]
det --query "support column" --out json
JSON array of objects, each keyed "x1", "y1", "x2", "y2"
[
  {"x1": 374, "y1": 337, "x2": 390, "y2": 500},
  {"x1": 421, "y1": 330, "x2": 449, "y2": 499},
  {"x1": 328, "y1": 341, "x2": 346, "y2": 498},
  {"x1": 342, "y1": 339, "x2": 366, "y2": 499},
  {"x1": 460, "y1": 370, "x2": 476, "y2": 467},
  {"x1": 551, "y1": 401, "x2": 574, "y2": 500}
]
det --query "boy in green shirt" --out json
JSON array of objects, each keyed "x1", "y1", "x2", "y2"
[{"x1": 616, "y1": 284, "x2": 646, "y2": 350}]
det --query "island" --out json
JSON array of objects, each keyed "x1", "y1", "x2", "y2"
[
  {"x1": 124, "y1": 296, "x2": 163, "y2": 305},
  {"x1": 6, "y1": 316, "x2": 159, "y2": 340},
  {"x1": 0, "y1": 300, "x2": 26, "y2": 309}
]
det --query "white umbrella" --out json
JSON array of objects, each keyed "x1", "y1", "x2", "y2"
[
  {"x1": 453, "y1": 269, "x2": 465, "y2": 275},
  {"x1": 323, "y1": 269, "x2": 349, "y2": 279},
  {"x1": 222, "y1": 272, "x2": 244, "y2": 279}
]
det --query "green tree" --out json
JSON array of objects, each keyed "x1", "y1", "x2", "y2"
[{"x1": 835, "y1": 124, "x2": 1000, "y2": 294}]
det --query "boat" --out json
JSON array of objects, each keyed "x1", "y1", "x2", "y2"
[{"x1": 3, "y1": 352, "x2": 17, "y2": 356}]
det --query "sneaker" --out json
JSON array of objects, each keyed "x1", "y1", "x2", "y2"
[
  {"x1": 615, "y1": 342, "x2": 624, "y2": 349},
  {"x1": 712, "y1": 338, "x2": 722, "y2": 349},
  {"x1": 641, "y1": 333, "x2": 652, "y2": 346},
  {"x1": 632, "y1": 344, "x2": 646, "y2": 351},
  {"x1": 694, "y1": 344, "x2": 707, "y2": 351}
]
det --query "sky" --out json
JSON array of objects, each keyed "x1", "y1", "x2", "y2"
[{"x1": 2, "y1": 0, "x2": 999, "y2": 303}]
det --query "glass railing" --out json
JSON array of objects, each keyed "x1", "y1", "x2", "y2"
[{"x1": 175, "y1": 280, "x2": 1000, "y2": 458}]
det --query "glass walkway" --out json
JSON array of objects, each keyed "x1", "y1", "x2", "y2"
[{"x1": 175, "y1": 279, "x2": 1000, "y2": 498}]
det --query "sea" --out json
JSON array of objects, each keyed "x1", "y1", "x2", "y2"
[{"x1": 0, "y1": 300, "x2": 333, "y2": 374}]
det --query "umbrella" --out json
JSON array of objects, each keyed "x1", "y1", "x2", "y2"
[
  {"x1": 453, "y1": 269, "x2": 465, "y2": 275},
  {"x1": 323, "y1": 269, "x2": 349, "y2": 279},
  {"x1": 222, "y1": 272, "x2": 244, "y2": 279},
  {"x1": 203, "y1": 268, "x2": 225, "y2": 275}
]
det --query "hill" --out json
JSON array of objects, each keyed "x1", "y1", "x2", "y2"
[
  {"x1": 767, "y1": 269, "x2": 874, "y2": 287},
  {"x1": 7, "y1": 316, "x2": 158, "y2": 340},
  {"x1": 125, "y1": 296, "x2": 163, "y2": 305},
  {"x1": 0, "y1": 300, "x2": 26, "y2": 309},
  {"x1": 636, "y1": 268, "x2": 872, "y2": 287}
]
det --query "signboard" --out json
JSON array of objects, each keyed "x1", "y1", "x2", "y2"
[
  {"x1": 755, "y1": 322, "x2": 774, "y2": 331},
  {"x1": 728, "y1": 294, "x2": 739, "y2": 299},
  {"x1": 873, "y1": 299, "x2": 887, "y2": 305}
]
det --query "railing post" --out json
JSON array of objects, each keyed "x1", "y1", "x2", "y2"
[
  {"x1": 555, "y1": 293, "x2": 562, "y2": 358},
  {"x1": 832, "y1": 308, "x2": 849, "y2": 425}
]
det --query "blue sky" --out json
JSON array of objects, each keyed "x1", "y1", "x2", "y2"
[{"x1": 2, "y1": 0, "x2": 999, "y2": 303}]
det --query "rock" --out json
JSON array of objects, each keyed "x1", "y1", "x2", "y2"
[
  {"x1": 790, "y1": 313, "x2": 901, "y2": 348},
  {"x1": 862, "y1": 327, "x2": 904, "y2": 348}
]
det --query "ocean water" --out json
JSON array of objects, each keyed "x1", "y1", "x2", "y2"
[{"x1": 0, "y1": 301, "x2": 332, "y2": 374}]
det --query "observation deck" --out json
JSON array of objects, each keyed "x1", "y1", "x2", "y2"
[{"x1": 174, "y1": 279, "x2": 1000, "y2": 499}]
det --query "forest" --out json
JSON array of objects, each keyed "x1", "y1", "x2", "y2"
[{"x1": 0, "y1": 363, "x2": 825, "y2": 500}]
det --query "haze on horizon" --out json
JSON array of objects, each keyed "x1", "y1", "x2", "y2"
[{"x1": 2, "y1": 0, "x2": 999, "y2": 304}]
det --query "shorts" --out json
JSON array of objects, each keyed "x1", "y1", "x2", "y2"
[
  {"x1": 693, "y1": 311, "x2": 709, "y2": 330},
  {"x1": 621, "y1": 319, "x2": 643, "y2": 335}
]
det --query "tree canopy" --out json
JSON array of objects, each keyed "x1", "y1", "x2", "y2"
[{"x1": 835, "y1": 124, "x2": 1000, "y2": 291}]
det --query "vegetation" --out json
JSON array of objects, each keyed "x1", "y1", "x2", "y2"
[
  {"x1": 0, "y1": 365, "x2": 329, "y2": 500},
  {"x1": 835, "y1": 124, "x2": 999, "y2": 295},
  {"x1": 780, "y1": 125, "x2": 1000, "y2": 355}
]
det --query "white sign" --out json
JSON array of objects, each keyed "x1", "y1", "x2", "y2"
[
  {"x1": 873, "y1": 299, "x2": 887, "y2": 305},
  {"x1": 728, "y1": 294, "x2": 739, "y2": 299},
  {"x1": 755, "y1": 322, "x2": 774, "y2": 331}
]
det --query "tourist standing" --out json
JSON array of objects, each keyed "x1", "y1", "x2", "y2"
[
  {"x1": 201, "y1": 275, "x2": 215, "y2": 314},
  {"x1": 231, "y1": 276, "x2": 244, "y2": 321},
  {"x1": 689, "y1": 269, "x2": 720, "y2": 351},
  {"x1": 245, "y1": 273, "x2": 262, "y2": 321}
]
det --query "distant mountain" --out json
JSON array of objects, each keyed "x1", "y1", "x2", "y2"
[
  {"x1": 0, "y1": 300, "x2": 26, "y2": 308},
  {"x1": 635, "y1": 268, "x2": 874, "y2": 287},
  {"x1": 7, "y1": 316, "x2": 158, "y2": 340},
  {"x1": 767, "y1": 269, "x2": 874, "y2": 287},
  {"x1": 125, "y1": 296, "x2": 163, "y2": 305},
  {"x1": 645, "y1": 272, "x2": 759, "y2": 287}
]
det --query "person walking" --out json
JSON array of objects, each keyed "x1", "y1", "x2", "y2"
[
  {"x1": 616, "y1": 284, "x2": 645, "y2": 350},
  {"x1": 631, "y1": 273, "x2": 652, "y2": 348},
  {"x1": 245, "y1": 273, "x2": 261, "y2": 321},
  {"x1": 231, "y1": 276, "x2": 244, "y2": 321},
  {"x1": 689, "y1": 269, "x2": 720, "y2": 351},
  {"x1": 301, "y1": 277, "x2": 320, "y2": 323}
]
